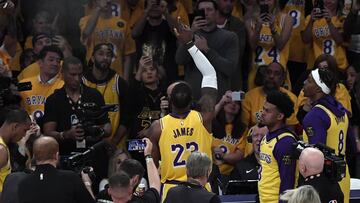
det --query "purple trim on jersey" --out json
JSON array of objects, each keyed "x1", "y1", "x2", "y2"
[
  {"x1": 266, "y1": 128, "x2": 297, "y2": 196},
  {"x1": 302, "y1": 107, "x2": 330, "y2": 144}
]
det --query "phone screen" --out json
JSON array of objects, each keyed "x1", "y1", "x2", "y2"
[{"x1": 128, "y1": 139, "x2": 146, "y2": 151}]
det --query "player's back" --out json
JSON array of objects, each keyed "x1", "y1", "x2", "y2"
[{"x1": 159, "y1": 110, "x2": 213, "y2": 183}]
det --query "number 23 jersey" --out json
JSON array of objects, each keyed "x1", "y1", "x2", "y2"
[{"x1": 159, "y1": 110, "x2": 213, "y2": 183}]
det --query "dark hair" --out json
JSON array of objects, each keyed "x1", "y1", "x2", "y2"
[
  {"x1": 318, "y1": 68, "x2": 338, "y2": 95},
  {"x1": 351, "y1": 61, "x2": 360, "y2": 73},
  {"x1": 4, "y1": 109, "x2": 31, "y2": 125},
  {"x1": 313, "y1": 54, "x2": 338, "y2": 77},
  {"x1": 195, "y1": 0, "x2": 218, "y2": 11},
  {"x1": 92, "y1": 43, "x2": 115, "y2": 57},
  {"x1": 38, "y1": 45, "x2": 63, "y2": 60},
  {"x1": 170, "y1": 82, "x2": 193, "y2": 109},
  {"x1": 62, "y1": 56, "x2": 82, "y2": 73},
  {"x1": 214, "y1": 105, "x2": 246, "y2": 139},
  {"x1": 266, "y1": 90, "x2": 294, "y2": 119},
  {"x1": 19, "y1": 49, "x2": 36, "y2": 69},
  {"x1": 32, "y1": 33, "x2": 52, "y2": 47},
  {"x1": 118, "y1": 159, "x2": 145, "y2": 179},
  {"x1": 109, "y1": 171, "x2": 131, "y2": 189}
]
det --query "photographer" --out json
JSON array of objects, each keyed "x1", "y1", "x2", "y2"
[
  {"x1": 298, "y1": 147, "x2": 343, "y2": 203},
  {"x1": 42, "y1": 56, "x2": 111, "y2": 185},
  {"x1": 17, "y1": 136, "x2": 95, "y2": 203},
  {"x1": 98, "y1": 138, "x2": 161, "y2": 202}
]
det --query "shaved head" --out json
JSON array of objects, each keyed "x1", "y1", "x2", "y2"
[
  {"x1": 299, "y1": 147, "x2": 324, "y2": 177},
  {"x1": 33, "y1": 136, "x2": 59, "y2": 163}
]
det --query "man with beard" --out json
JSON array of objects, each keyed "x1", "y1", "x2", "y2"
[
  {"x1": 302, "y1": 68, "x2": 356, "y2": 203},
  {"x1": 216, "y1": 0, "x2": 247, "y2": 90},
  {"x1": 176, "y1": 0, "x2": 239, "y2": 100},
  {"x1": 132, "y1": 0, "x2": 179, "y2": 84},
  {"x1": 258, "y1": 90, "x2": 297, "y2": 203},
  {"x1": 82, "y1": 43, "x2": 130, "y2": 149},
  {"x1": 240, "y1": 62, "x2": 298, "y2": 157}
]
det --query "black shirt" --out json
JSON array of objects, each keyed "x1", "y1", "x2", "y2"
[
  {"x1": 299, "y1": 173, "x2": 344, "y2": 203},
  {"x1": 17, "y1": 164, "x2": 95, "y2": 203},
  {"x1": 97, "y1": 187, "x2": 160, "y2": 203},
  {"x1": 134, "y1": 19, "x2": 178, "y2": 83},
  {"x1": 43, "y1": 85, "x2": 110, "y2": 155},
  {"x1": 164, "y1": 182, "x2": 220, "y2": 203}
]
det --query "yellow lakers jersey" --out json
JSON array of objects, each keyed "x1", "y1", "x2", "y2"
[
  {"x1": 303, "y1": 104, "x2": 350, "y2": 203},
  {"x1": 305, "y1": 15, "x2": 348, "y2": 70},
  {"x1": 258, "y1": 132, "x2": 296, "y2": 203},
  {"x1": 159, "y1": 110, "x2": 213, "y2": 183},
  {"x1": 82, "y1": 75, "x2": 120, "y2": 139},
  {"x1": 79, "y1": 16, "x2": 135, "y2": 75},
  {"x1": 248, "y1": 13, "x2": 291, "y2": 90},
  {"x1": 212, "y1": 124, "x2": 244, "y2": 175},
  {"x1": 19, "y1": 75, "x2": 64, "y2": 121},
  {"x1": 284, "y1": 0, "x2": 306, "y2": 62},
  {"x1": 17, "y1": 62, "x2": 40, "y2": 81},
  {"x1": 0, "y1": 137, "x2": 10, "y2": 192}
]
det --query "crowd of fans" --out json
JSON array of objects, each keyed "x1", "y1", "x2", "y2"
[{"x1": 0, "y1": 0, "x2": 360, "y2": 202}]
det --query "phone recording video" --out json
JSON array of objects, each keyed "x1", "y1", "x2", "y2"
[
  {"x1": 231, "y1": 91, "x2": 245, "y2": 101},
  {"x1": 195, "y1": 9, "x2": 206, "y2": 20},
  {"x1": 260, "y1": 4, "x2": 269, "y2": 14},
  {"x1": 128, "y1": 139, "x2": 146, "y2": 151}
]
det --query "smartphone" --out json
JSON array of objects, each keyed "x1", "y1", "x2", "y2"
[
  {"x1": 195, "y1": 9, "x2": 206, "y2": 20},
  {"x1": 314, "y1": 0, "x2": 324, "y2": 13},
  {"x1": 128, "y1": 139, "x2": 146, "y2": 151},
  {"x1": 231, "y1": 91, "x2": 245, "y2": 101},
  {"x1": 260, "y1": 4, "x2": 269, "y2": 14},
  {"x1": 17, "y1": 81, "x2": 32, "y2": 92}
]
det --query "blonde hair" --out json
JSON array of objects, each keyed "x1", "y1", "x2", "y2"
[{"x1": 280, "y1": 185, "x2": 321, "y2": 203}]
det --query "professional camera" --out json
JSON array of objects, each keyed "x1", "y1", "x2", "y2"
[
  {"x1": 0, "y1": 77, "x2": 32, "y2": 108},
  {"x1": 74, "y1": 103, "x2": 117, "y2": 138},
  {"x1": 293, "y1": 141, "x2": 346, "y2": 182}
]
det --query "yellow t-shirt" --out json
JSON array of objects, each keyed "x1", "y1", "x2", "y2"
[
  {"x1": 304, "y1": 15, "x2": 348, "y2": 70},
  {"x1": 284, "y1": 0, "x2": 306, "y2": 63},
  {"x1": 79, "y1": 15, "x2": 136, "y2": 75},
  {"x1": 0, "y1": 137, "x2": 10, "y2": 192},
  {"x1": 248, "y1": 13, "x2": 292, "y2": 90},
  {"x1": 212, "y1": 123, "x2": 246, "y2": 175},
  {"x1": 17, "y1": 62, "x2": 40, "y2": 81},
  {"x1": 19, "y1": 75, "x2": 64, "y2": 121},
  {"x1": 296, "y1": 83, "x2": 352, "y2": 114}
]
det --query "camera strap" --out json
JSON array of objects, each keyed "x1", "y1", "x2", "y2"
[{"x1": 66, "y1": 86, "x2": 84, "y2": 112}]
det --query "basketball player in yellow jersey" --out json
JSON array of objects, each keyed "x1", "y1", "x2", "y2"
[
  {"x1": 82, "y1": 43, "x2": 130, "y2": 149},
  {"x1": 0, "y1": 109, "x2": 31, "y2": 193},
  {"x1": 79, "y1": 0, "x2": 136, "y2": 79},
  {"x1": 144, "y1": 24, "x2": 218, "y2": 201},
  {"x1": 301, "y1": 0, "x2": 348, "y2": 71},
  {"x1": 302, "y1": 68, "x2": 356, "y2": 203},
  {"x1": 246, "y1": 0, "x2": 293, "y2": 90},
  {"x1": 258, "y1": 90, "x2": 297, "y2": 203},
  {"x1": 19, "y1": 46, "x2": 64, "y2": 122}
]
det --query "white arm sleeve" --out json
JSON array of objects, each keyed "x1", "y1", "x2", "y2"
[{"x1": 187, "y1": 45, "x2": 218, "y2": 89}]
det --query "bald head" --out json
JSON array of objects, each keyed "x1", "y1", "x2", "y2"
[
  {"x1": 33, "y1": 136, "x2": 59, "y2": 163},
  {"x1": 299, "y1": 147, "x2": 324, "y2": 177}
]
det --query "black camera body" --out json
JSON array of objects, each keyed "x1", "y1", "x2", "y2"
[
  {"x1": 75, "y1": 103, "x2": 116, "y2": 138},
  {"x1": 0, "y1": 77, "x2": 32, "y2": 108},
  {"x1": 293, "y1": 141, "x2": 346, "y2": 182}
]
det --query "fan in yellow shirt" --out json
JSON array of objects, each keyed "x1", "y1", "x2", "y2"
[{"x1": 19, "y1": 46, "x2": 64, "y2": 122}]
